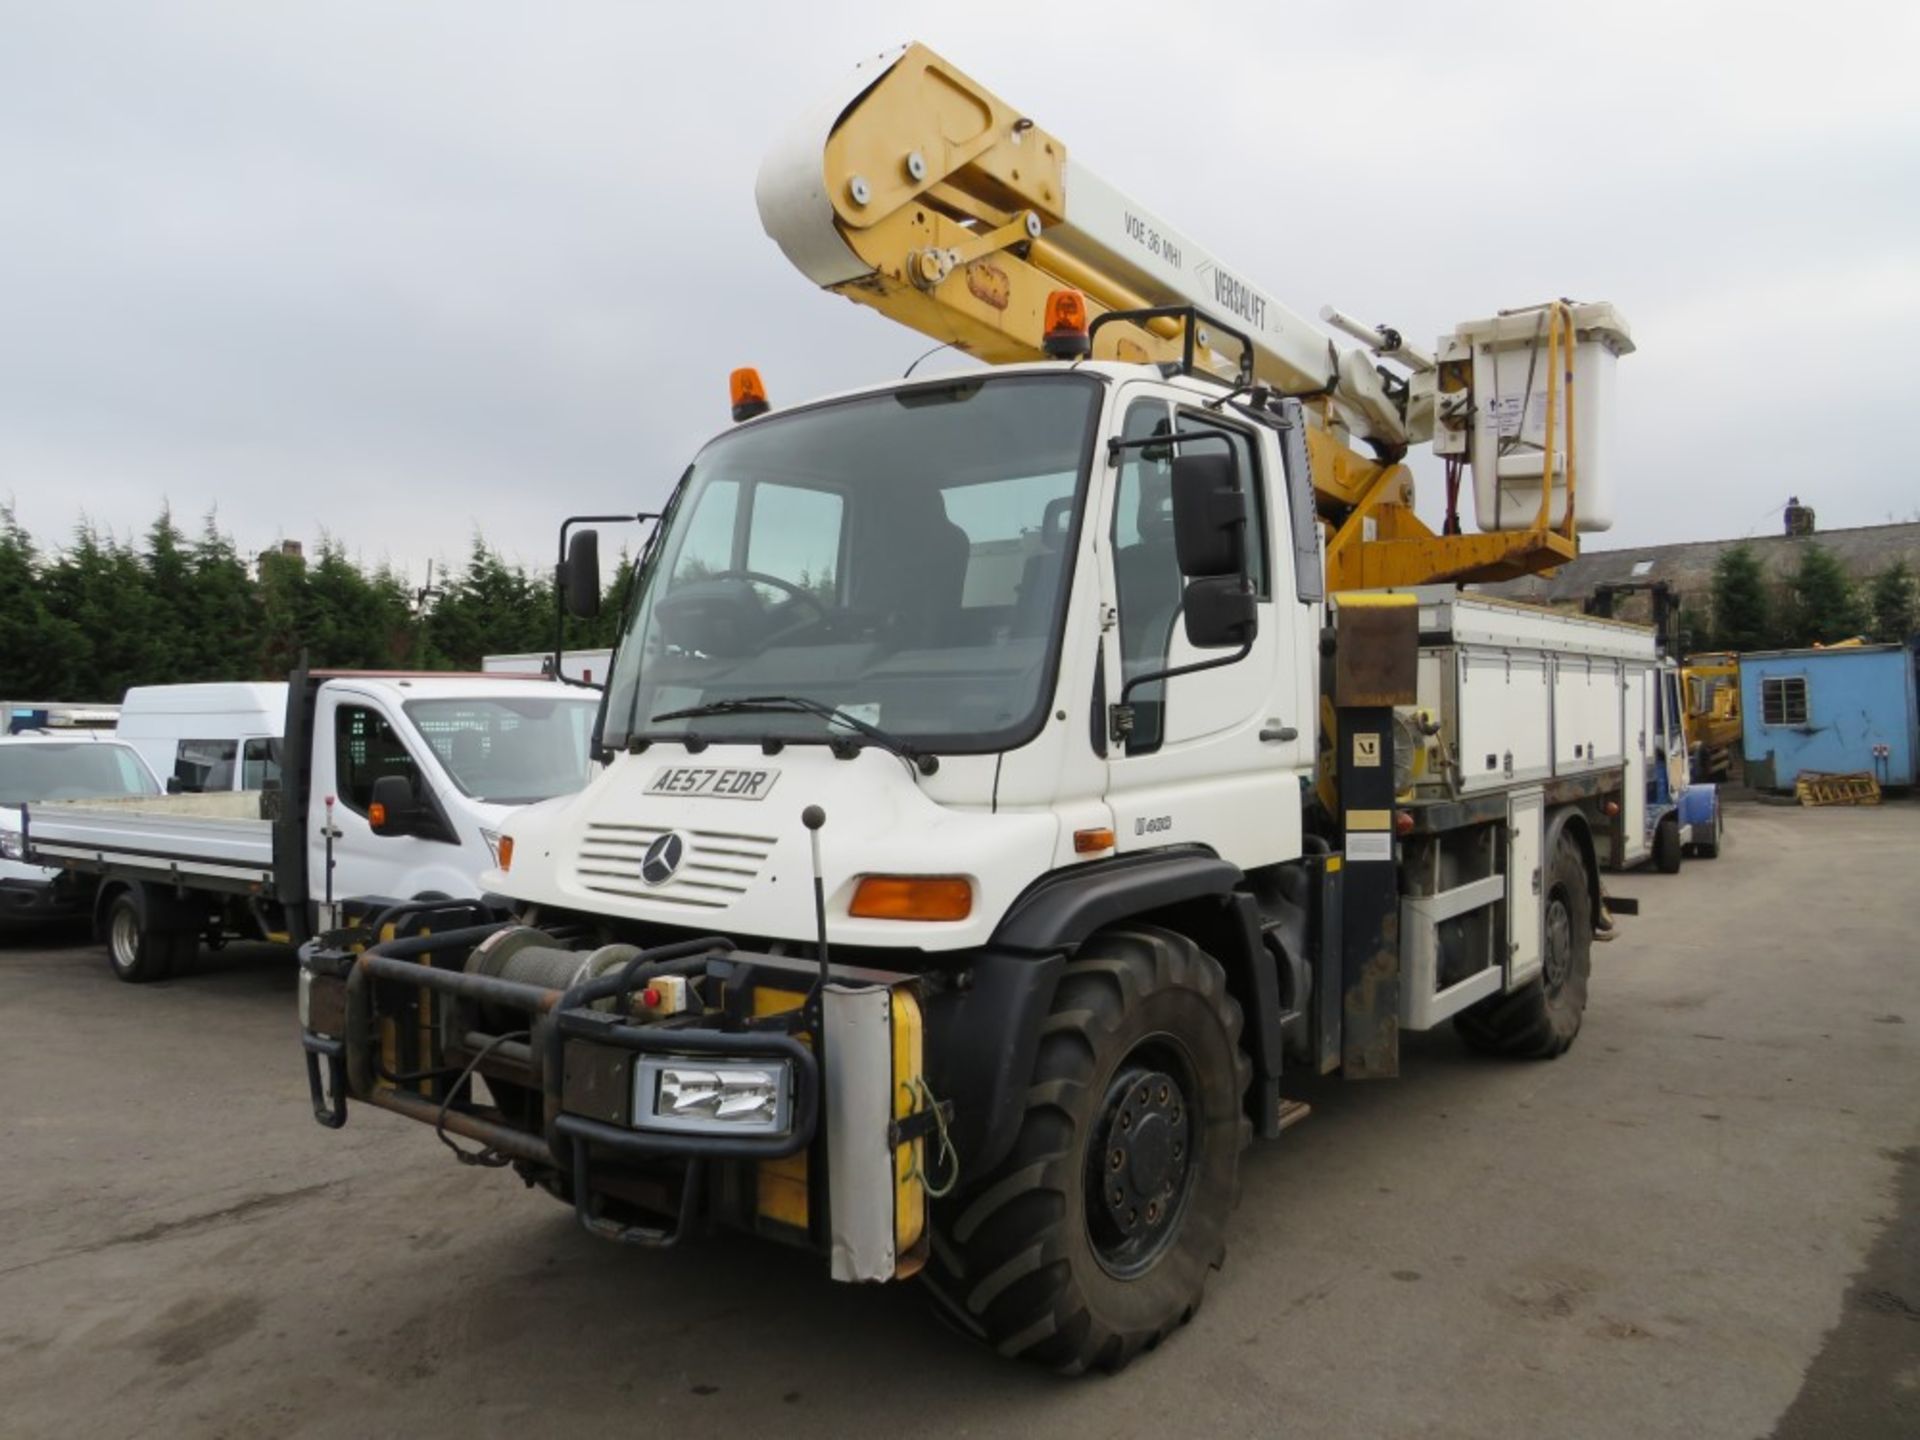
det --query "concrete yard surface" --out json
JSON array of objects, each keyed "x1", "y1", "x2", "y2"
[{"x1": 1, "y1": 800, "x2": 1915, "y2": 1438}]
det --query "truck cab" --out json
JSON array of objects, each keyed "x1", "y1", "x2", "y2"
[
  {"x1": 1642, "y1": 658, "x2": 1721, "y2": 870},
  {"x1": 303, "y1": 674, "x2": 600, "y2": 908},
  {"x1": 26, "y1": 672, "x2": 600, "y2": 980}
]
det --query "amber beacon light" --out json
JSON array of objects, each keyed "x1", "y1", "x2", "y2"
[
  {"x1": 1042, "y1": 289, "x2": 1091, "y2": 359},
  {"x1": 730, "y1": 366, "x2": 770, "y2": 422}
]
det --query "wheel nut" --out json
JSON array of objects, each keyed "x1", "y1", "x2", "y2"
[
  {"x1": 1128, "y1": 1209, "x2": 1139, "y2": 1226},
  {"x1": 1173, "y1": 1141, "x2": 1183, "y2": 1159},
  {"x1": 1112, "y1": 1186, "x2": 1124, "y2": 1206},
  {"x1": 1137, "y1": 1083, "x2": 1150, "y2": 1104},
  {"x1": 1146, "y1": 1201, "x2": 1160, "y2": 1222},
  {"x1": 1158, "y1": 1083, "x2": 1170, "y2": 1104},
  {"x1": 1110, "y1": 1148, "x2": 1124, "y2": 1171},
  {"x1": 1120, "y1": 1112, "x2": 1132, "y2": 1130}
]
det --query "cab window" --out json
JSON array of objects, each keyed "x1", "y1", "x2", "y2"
[
  {"x1": 334, "y1": 705, "x2": 418, "y2": 816},
  {"x1": 1110, "y1": 403, "x2": 1268, "y2": 755},
  {"x1": 173, "y1": 738, "x2": 237, "y2": 793},
  {"x1": 241, "y1": 737, "x2": 282, "y2": 790}
]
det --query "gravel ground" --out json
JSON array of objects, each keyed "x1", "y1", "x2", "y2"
[{"x1": 1, "y1": 799, "x2": 1914, "y2": 1439}]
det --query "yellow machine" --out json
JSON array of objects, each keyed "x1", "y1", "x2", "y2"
[
  {"x1": 757, "y1": 42, "x2": 1635, "y2": 593},
  {"x1": 1682, "y1": 652, "x2": 1742, "y2": 781}
]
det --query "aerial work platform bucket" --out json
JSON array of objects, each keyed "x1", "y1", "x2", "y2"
[{"x1": 1447, "y1": 301, "x2": 1633, "y2": 535}]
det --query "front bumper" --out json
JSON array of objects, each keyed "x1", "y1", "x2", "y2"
[
  {"x1": 300, "y1": 907, "x2": 935, "y2": 1273},
  {"x1": 0, "y1": 874, "x2": 90, "y2": 926}
]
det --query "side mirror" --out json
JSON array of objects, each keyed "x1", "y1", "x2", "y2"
[
  {"x1": 368, "y1": 774, "x2": 417, "y2": 835},
  {"x1": 1170, "y1": 451, "x2": 1247, "y2": 578},
  {"x1": 561, "y1": 529, "x2": 601, "y2": 619},
  {"x1": 1184, "y1": 574, "x2": 1258, "y2": 649}
]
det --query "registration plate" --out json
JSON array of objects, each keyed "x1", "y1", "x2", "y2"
[{"x1": 644, "y1": 765, "x2": 780, "y2": 801}]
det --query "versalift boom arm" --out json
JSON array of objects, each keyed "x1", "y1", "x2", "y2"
[{"x1": 756, "y1": 43, "x2": 1635, "y2": 590}]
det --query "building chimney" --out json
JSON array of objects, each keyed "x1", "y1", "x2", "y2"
[
  {"x1": 1784, "y1": 496, "x2": 1816, "y2": 536},
  {"x1": 256, "y1": 539, "x2": 308, "y2": 580}
]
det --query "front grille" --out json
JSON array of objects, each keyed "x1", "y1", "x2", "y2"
[{"x1": 571, "y1": 822, "x2": 778, "y2": 910}]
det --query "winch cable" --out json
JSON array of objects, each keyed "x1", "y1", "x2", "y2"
[{"x1": 434, "y1": 1029, "x2": 532, "y2": 1169}]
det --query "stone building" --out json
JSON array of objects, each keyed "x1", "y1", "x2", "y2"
[{"x1": 1475, "y1": 516, "x2": 1920, "y2": 632}]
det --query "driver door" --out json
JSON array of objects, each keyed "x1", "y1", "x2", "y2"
[
  {"x1": 308, "y1": 691, "x2": 457, "y2": 904},
  {"x1": 1099, "y1": 387, "x2": 1309, "y2": 869}
]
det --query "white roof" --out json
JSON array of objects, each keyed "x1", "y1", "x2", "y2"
[
  {"x1": 322, "y1": 675, "x2": 595, "y2": 704},
  {"x1": 119, "y1": 681, "x2": 287, "y2": 714},
  {"x1": 0, "y1": 730, "x2": 145, "y2": 748}
]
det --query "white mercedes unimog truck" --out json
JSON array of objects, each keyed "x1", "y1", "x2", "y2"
[{"x1": 297, "y1": 43, "x2": 1653, "y2": 1373}]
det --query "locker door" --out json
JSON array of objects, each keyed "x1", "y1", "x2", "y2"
[{"x1": 1507, "y1": 787, "x2": 1545, "y2": 987}]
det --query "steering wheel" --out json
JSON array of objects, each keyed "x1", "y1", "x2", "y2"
[
  {"x1": 706, "y1": 569, "x2": 829, "y2": 618},
  {"x1": 717, "y1": 568, "x2": 836, "y2": 648}
]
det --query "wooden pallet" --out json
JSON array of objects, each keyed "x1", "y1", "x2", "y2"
[{"x1": 1795, "y1": 771, "x2": 1883, "y2": 806}]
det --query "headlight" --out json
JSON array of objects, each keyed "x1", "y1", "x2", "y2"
[
  {"x1": 633, "y1": 1058, "x2": 791, "y2": 1135},
  {"x1": 0, "y1": 828, "x2": 23, "y2": 861}
]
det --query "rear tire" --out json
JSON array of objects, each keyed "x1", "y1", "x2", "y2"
[
  {"x1": 1692, "y1": 807, "x2": 1723, "y2": 860},
  {"x1": 104, "y1": 887, "x2": 173, "y2": 984},
  {"x1": 921, "y1": 925, "x2": 1251, "y2": 1374},
  {"x1": 1653, "y1": 816, "x2": 1683, "y2": 874},
  {"x1": 1456, "y1": 830, "x2": 1592, "y2": 1059}
]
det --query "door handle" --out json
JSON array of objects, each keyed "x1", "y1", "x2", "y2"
[{"x1": 1260, "y1": 724, "x2": 1298, "y2": 743}]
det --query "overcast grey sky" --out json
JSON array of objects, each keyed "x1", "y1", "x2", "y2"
[{"x1": 3, "y1": 1, "x2": 1915, "y2": 586}]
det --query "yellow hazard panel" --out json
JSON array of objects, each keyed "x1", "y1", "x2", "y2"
[
  {"x1": 754, "y1": 985, "x2": 810, "y2": 1235},
  {"x1": 891, "y1": 987, "x2": 927, "y2": 1274}
]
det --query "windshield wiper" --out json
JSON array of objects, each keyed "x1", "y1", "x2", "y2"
[{"x1": 651, "y1": 695, "x2": 940, "y2": 775}]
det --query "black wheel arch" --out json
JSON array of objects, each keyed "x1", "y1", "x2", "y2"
[
  {"x1": 1545, "y1": 806, "x2": 1601, "y2": 929},
  {"x1": 935, "y1": 848, "x2": 1280, "y2": 1178},
  {"x1": 92, "y1": 878, "x2": 134, "y2": 939}
]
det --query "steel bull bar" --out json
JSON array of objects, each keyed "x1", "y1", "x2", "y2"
[{"x1": 302, "y1": 926, "x2": 821, "y2": 1245}]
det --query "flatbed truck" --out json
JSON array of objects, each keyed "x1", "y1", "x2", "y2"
[{"x1": 27, "y1": 670, "x2": 597, "y2": 981}]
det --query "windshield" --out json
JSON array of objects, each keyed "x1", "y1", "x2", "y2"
[
  {"x1": 0, "y1": 743, "x2": 158, "y2": 805},
  {"x1": 404, "y1": 696, "x2": 599, "y2": 806},
  {"x1": 601, "y1": 374, "x2": 1103, "y2": 753}
]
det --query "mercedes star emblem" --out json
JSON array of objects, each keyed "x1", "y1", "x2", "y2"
[{"x1": 640, "y1": 832, "x2": 685, "y2": 886}]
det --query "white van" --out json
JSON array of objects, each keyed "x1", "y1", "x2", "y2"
[{"x1": 116, "y1": 683, "x2": 286, "y2": 795}]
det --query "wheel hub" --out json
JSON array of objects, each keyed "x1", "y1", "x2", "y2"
[
  {"x1": 111, "y1": 907, "x2": 138, "y2": 967},
  {"x1": 1543, "y1": 894, "x2": 1572, "y2": 993},
  {"x1": 1090, "y1": 1065, "x2": 1192, "y2": 1272}
]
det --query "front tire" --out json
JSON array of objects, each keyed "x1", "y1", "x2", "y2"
[
  {"x1": 922, "y1": 925, "x2": 1250, "y2": 1373},
  {"x1": 1455, "y1": 830, "x2": 1593, "y2": 1059},
  {"x1": 1653, "y1": 815, "x2": 1683, "y2": 874}
]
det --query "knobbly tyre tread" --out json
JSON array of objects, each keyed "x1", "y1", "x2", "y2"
[
  {"x1": 920, "y1": 925, "x2": 1252, "y2": 1374},
  {"x1": 1454, "y1": 831, "x2": 1593, "y2": 1060}
]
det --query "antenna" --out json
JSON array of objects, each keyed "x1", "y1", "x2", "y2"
[{"x1": 802, "y1": 805, "x2": 830, "y2": 999}]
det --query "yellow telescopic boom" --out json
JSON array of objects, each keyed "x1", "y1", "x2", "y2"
[{"x1": 757, "y1": 43, "x2": 1634, "y2": 591}]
